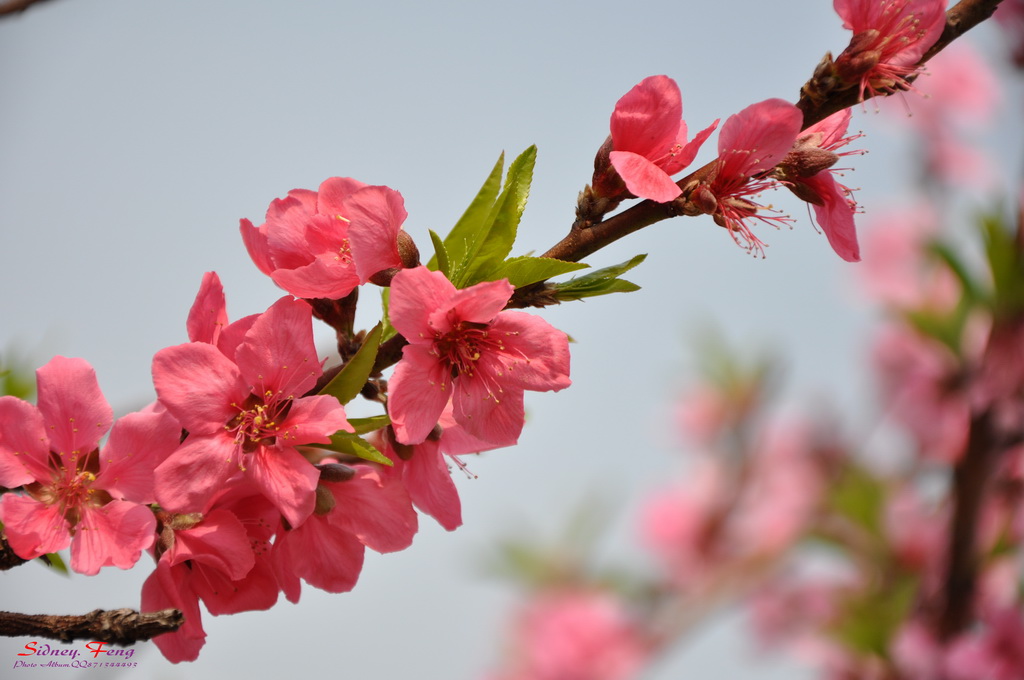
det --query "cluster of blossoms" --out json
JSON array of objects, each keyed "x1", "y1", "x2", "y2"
[
  {"x1": 5, "y1": 0, "x2": 1017, "y2": 671},
  {"x1": 482, "y1": 14, "x2": 1024, "y2": 676},
  {"x1": 0, "y1": 176, "x2": 571, "y2": 662}
]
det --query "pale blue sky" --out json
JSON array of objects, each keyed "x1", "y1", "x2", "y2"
[{"x1": 0, "y1": 1, "x2": 1019, "y2": 678}]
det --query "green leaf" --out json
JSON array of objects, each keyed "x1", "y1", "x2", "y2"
[
  {"x1": 828, "y1": 463, "x2": 885, "y2": 538},
  {"x1": 347, "y1": 414, "x2": 391, "y2": 435},
  {"x1": 928, "y1": 240, "x2": 985, "y2": 305},
  {"x1": 830, "y1": 575, "x2": 918, "y2": 656},
  {"x1": 488, "y1": 256, "x2": 588, "y2": 288},
  {"x1": 39, "y1": 551, "x2": 69, "y2": 575},
  {"x1": 319, "y1": 430, "x2": 392, "y2": 466},
  {"x1": 429, "y1": 229, "x2": 451, "y2": 278},
  {"x1": 433, "y1": 153, "x2": 505, "y2": 276},
  {"x1": 460, "y1": 146, "x2": 537, "y2": 285},
  {"x1": 552, "y1": 253, "x2": 647, "y2": 301},
  {"x1": 318, "y1": 324, "x2": 383, "y2": 404},
  {"x1": 379, "y1": 288, "x2": 397, "y2": 344}
]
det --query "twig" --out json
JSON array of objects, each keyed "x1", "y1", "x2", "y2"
[
  {"x1": 0, "y1": 0, "x2": 59, "y2": 18},
  {"x1": 0, "y1": 608, "x2": 183, "y2": 645}
]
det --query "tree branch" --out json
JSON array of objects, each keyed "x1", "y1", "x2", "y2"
[
  {"x1": 0, "y1": 0, "x2": 59, "y2": 18},
  {"x1": 0, "y1": 608, "x2": 183, "y2": 645},
  {"x1": 540, "y1": 0, "x2": 1003, "y2": 266}
]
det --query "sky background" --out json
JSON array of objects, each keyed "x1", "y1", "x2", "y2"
[{"x1": 0, "y1": 1, "x2": 1020, "y2": 678}]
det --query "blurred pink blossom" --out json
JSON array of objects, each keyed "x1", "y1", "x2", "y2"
[{"x1": 486, "y1": 589, "x2": 649, "y2": 680}]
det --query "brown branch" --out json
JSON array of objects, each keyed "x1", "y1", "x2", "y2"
[
  {"x1": 0, "y1": 608, "x2": 183, "y2": 645},
  {"x1": 540, "y1": 0, "x2": 1002, "y2": 266},
  {"x1": 0, "y1": 0, "x2": 59, "y2": 17}
]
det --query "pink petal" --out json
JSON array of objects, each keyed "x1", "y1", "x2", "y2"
[
  {"x1": 0, "y1": 494, "x2": 70, "y2": 559},
  {"x1": 0, "y1": 396, "x2": 51, "y2": 485},
  {"x1": 388, "y1": 266, "x2": 458, "y2": 340},
  {"x1": 142, "y1": 561, "x2": 206, "y2": 664},
  {"x1": 388, "y1": 344, "x2": 453, "y2": 444},
  {"x1": 35, "y1": 356, "x2": 113, "y2": 458},
  {"x1": 99, "y1": 404, "x2": 182, "y2": 504},
  {"x1": 328, "y1": 467, "x2": 418, "y2": 553},
  {"x1": 280, "y1": 394, "x2": 352, "y2": 445},
  {"x1": 609, "y1": 75, "x2": 683, "y2": 160},
  {"x1": 234, "y1": 297, "x2": 322, "y2": 399},
  {"x1": 452, "y1": 374, "x2": 525, "y2": 446},
  {"x1": 269, "y1": 255, "x2": 361, "y2": 300},
  {"x1": 442, "y1": 278, "x2": 514, "y2": 326},
  {"x1": 315, "y1": 176, "x2": 369, "y2": 216},
  {"x1": 70, "y1": 501, "x2": 155, "y2": 575},
  {"x1": 663, "y1": 118, "x2": 720, "y2": 175},
  {"x1": 608, "y1": 150, "x2": 682, "y2": 202},
  {"x1": 186, "y1": 271, "x2": 229, "y2": 345},
  {"x1": 807, "y1": 174, "x2": 861, "y2": 262},
  {"x1": 154, "y1": 435, "x2": 241, "y2": 515},
  {"x1": 717, "y1": 99, "x2": 804, "y2": 178},
  {"x1": 263, "y1": 190, "x2": 320, "y2": 270},
  {"x1": 487, "y1": 312, "x2": 572, "y2": 392},
  {"x1": 152, "y1": 342, "x2": 249, "y2": 434},
  {"x1": 246, "y1": 444, "x2": 319, "y2": 528},
  {"x1": 239, "y1": 218, "x2": 275, "y2": 277},
  {"x1": 169, "y1": 508, "x2": 255, "y2": 579},
  {"x1": 346, "y1": 185, "x2": 408, "y2": 283},
  {"x1": 398, "y1": 438, "x2": 463, "y2": 531},
  {"x1": 193, "y1": 558, "x2": 279, "y2": 615},
  {"x1": 275, "y1": 514, "x2": 365, "y2": 594}
]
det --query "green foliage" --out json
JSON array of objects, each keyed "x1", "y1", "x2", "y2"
[
  {"x1": 431, "y1": 147, "x2": 539, "y2": 288},
  {"x1": 347, "y1": 414, "x2": 391, "y2": 435},
  {"x1": 318, "y1": 324, "x2": 383, "y2": 405},
  {"x1": 830, "y1": 575, "x2": 918, "y2": 658},
  {"x1": 317, "y1": 430, "x2": 392, "y2": 467},
  {"x1": 981, "y1": 211, "x2": 1024, "y2": 318},
  {"x1": 550, "y1": 253, "x2": 647, "y2": 301},
  {"x1": 489, "y1": 255, "x2": 588, "y2": 288},
  {"x1": 827, "y1": 463, "x2": 886, "y2": 539}
]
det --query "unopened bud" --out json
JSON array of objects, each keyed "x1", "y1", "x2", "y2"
[
  {"x1": 397, "y1": 230, "x2": 420, "y2": 269},
  {"x1": 777, "y1": 145, "x2": 839, "y2": 179},
  {"x1": 316, "y1": 462, "x2": 356, "y2": 482},
  {"x1": 314, "y1": 483, "x2": 336, "y2": 516},
  {"x1": 691, "y1": 183, "x2": 719, "y2": 215}
]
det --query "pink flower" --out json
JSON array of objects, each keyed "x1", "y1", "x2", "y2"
[
  {"x1": 946, "y1": 608, "x2": 1024, "y2": 680},
  {"x1": 387, "y1": 266, "x2": 571, "y2": 446},
  {"x1": 377, "y1": 405, "x2": 502, "y2": 531},
  {"x1": 833, "y1": 0, "x2": 946, "y2": 100},
  {"x1": 774, "y1": 109, "x2": 863, "y2": 261},
  {"x1": 488, "y1": 589, "x2": 649, "y2": 680},
  {"x1": 273, "y1": 465, "x2": 417, "y2": 602},
  {"x1": 152, "y1": 296, "x2": 352, "y2": 527},
  {"x1": 240, "y1": 178, "x2": 408, "y2": 299},
  {"x1": 592, "y1": 75, "x2": 717, "y2": 203},
  {"x1": 142, "y1": 486, "x2": 280, "y2": 663},
  {"x1": 0, "y1": 357, "x2": 178, "y2": 575},
  {"x1": 691, "y1": 99, "x2": 804, "y2": 255},
  {"x1": 0, "y1": 358, "x2": 178, "y2": 577},
  {"x1": 873, "y1": 323, "x2": 971, "y2": 463}
]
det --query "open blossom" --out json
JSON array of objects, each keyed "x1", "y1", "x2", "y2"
[
  {"x1": 387, "y1": 266, "x2": 571, "y2": 446},
  {"x1": 240, "y1": 177, "x2": 409, "y2": 299},
  {"x1": 486, "y1": 589, "x2": 650, "y2": 680},
  {"x1": 0, "y1": 357, "x2": 178, "y2": 575},
  {"x1": 690, "y1": 98, "x2": 803, "y2": 255},
  {"x1": 833, "y1": 0, "x2": 946, "y2": 100},
  {"x1": 142, "y1": 484, "x2": 280, "y2": 663},
  {"x1": 273, "y1": 464, "x2": 417, "y2": 602},
  {"x1": 152, "y1": 296, "x2": 352, "y2": 527},
  {"x1": 592, "y1": 75, "x2": 717, "y2": 203},
  {"x1": 773, "y1": 109, "x2": 863, "y2": 261}
]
